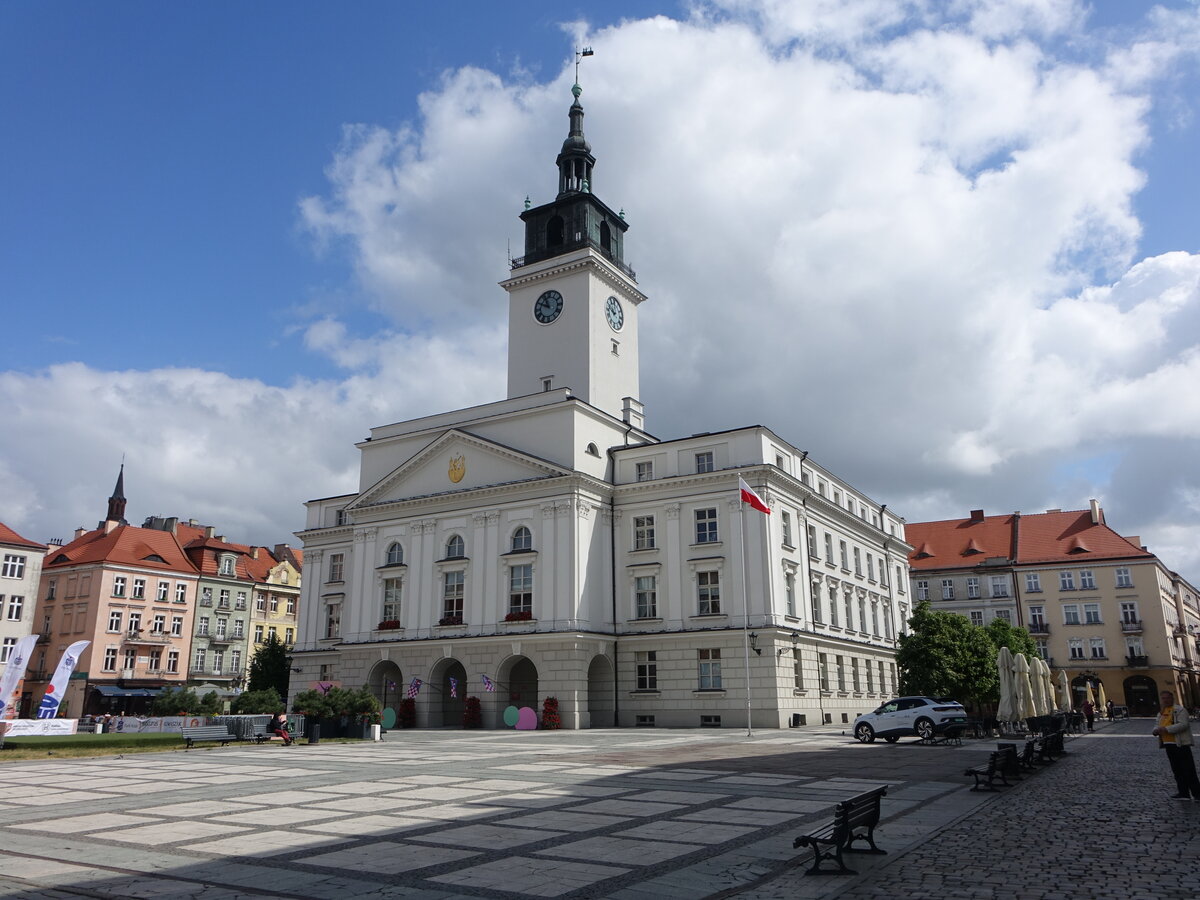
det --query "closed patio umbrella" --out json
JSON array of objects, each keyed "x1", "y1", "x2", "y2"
[
  {"x1": 1097, "y1": 682, "x2": 1108, "y2": 714},
  {"x1": 1085, "y1": 681, "x2": 1096, "y2": 709},
  {"x1": 996, "y1": 646, "x2": 1016, "y2": 723},
  {"x1": 1058, "y1": 669, "x2": 1072, "y2": 711},
  {"x1": 1042, "y1": 660, "x2": 1057, "y2": 713},
  {"x1": 1014, "y1": 653, "x2": 1036, "y2": 720},
  {"x1": 1029, "y1": 656, "x2": 1048, "y2": 717}
]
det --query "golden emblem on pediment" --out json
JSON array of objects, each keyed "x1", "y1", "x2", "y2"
[{"x1": 448, "y1": 453, "x2": 466, "y2": 483}]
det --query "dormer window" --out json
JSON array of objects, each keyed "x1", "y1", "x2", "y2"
[
  {"x1": 446, "y1": 535, "x2": 465, "y2": 559},
  {"x1": 219, "y1": 556, "x2": 235, "y2": 577},
  {"x1": 511, "y1": 527, "x2": 532, "y2": 553},
  {"x1": 386, "y1": 542, "x2": 404, "y2": 566}
]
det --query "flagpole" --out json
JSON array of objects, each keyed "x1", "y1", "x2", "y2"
[{"x1": 739, "y1": 486, "x2": 753, "y2": 738}]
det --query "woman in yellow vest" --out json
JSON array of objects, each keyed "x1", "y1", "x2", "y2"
[{"x1": 1152, "y1": 690, "x2": 1200, "y2": 800}]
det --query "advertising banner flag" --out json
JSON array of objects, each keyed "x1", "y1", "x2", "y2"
[
  {"x1": 0, "y1": 634, "x2": 40, "y2": 719},
  {"x1": 37, "y1": 640, "x2": 90, "y2": 719}
]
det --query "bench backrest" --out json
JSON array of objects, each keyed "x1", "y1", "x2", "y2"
[{"x1": 830, "y1": 787, "x2": 887, "y2": 838}]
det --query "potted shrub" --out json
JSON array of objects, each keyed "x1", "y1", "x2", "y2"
[
  {"x1": 541, "y1": 696, "x2": 561, "y2": 730},
  {"x1": 463, "y1": 696, "x2": 482, "y2": 729}
]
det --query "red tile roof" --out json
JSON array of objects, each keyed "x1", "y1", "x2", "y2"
[
  {"x1": 907, "y1": 508, "x2": 1155, "y2": 571},
  {"x1": 0, "y1": 522, "x2": 45, "y2": 551},
  {"x1": 44, "y1": 524, "x2": 197, "y2": 573}
]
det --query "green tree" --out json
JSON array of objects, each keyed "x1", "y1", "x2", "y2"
[
  {"x1": 232, "y1": 688, "x2": 282, "y2": 715},
  {"x1": 198, "y1": 690, "x2": 224, "y2": 716},
  {"x1": 895, "y1": 601, "x2": 997, "y2": 708},
  {"x1": 152, "y1": 686, "x2": 201, "y2": 715},
  {"x1": 984, "y1": 617, "x2": 1039, "y2": 659},
  {"x1": 247, "y1": 632, "x2": 290, "y2": 700}
]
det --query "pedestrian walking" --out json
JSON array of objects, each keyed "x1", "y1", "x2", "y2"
[
  {"x1": 1084, "y1": 699, "x2": 1095, "y2": 731},
  {"x1": 1106, "y1": 699, "x2": 1115, "y2": 721},
  {"x1": 1152, "y1": 690, "x2": 1200, "y2": 800}
]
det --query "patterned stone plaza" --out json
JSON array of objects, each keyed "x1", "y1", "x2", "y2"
[{"x1": 0, "y1": 721, "x2": 1186, "y2": 899}]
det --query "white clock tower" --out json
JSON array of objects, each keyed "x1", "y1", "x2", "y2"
[{"x1": 501, "y1": 83, "x2": 646, "y2": 429}]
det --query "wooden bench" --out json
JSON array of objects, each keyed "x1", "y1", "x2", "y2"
[
  {"x1": 1036, "y1": 730, "x2": 1065, "y2": 763},
  {"x1": 918, "y1": 723, "x2": 967, "y2": 746},
  {"x1": 792, "y1": 786, "x2": 888, "y2": 875},
  {"x1": 181, "y1": 725, "x2": 234, "y2": 749},
  {"x1": 964, "y1": 751, "x2": 1011, "y2": 791},
  {"x1": 993, "y1": 744, "x2": 1023, "y2": 781},
  {"x1": 239, "y1": 723, "x2": 273, "y2": 744}
]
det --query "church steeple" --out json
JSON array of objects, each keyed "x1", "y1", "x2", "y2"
[
  {"x1": 556, "y1": 83, "x2": 595, "y2": 197},
  {"x1": 105, "y1": 464, "x2": 127, "y2": 525}
]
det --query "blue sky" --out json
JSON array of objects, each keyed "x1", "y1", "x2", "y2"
[{"x1": 3, "y1": 1, "x2": 1200, "y2": 585}]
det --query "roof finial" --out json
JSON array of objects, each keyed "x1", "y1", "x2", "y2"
[{"x1": 574, "y1": 45, "x2": 593, "y2": 90}]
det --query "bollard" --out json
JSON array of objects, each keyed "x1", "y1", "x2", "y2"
[{"x1": 308, "y1": 723, "x2": 320, "y2": 745}]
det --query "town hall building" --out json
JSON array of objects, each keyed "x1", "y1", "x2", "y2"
[{"x1": 292, "y1": 82, "x2": 914, "y2": 729}]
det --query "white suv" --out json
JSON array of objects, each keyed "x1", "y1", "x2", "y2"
[{"x1": 852, "y1": 696, "x2": 968, "y2": 743}]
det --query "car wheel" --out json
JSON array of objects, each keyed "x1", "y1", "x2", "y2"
[
  {"x1": 915, "y1": 717, "x2": 935, "y2": 740},
  {"x1": 884, "y1": 735, "x2": 899, "y2": 743},
  {"x1": 855, "y1": 723, "x2": 876, "y2": 743}
]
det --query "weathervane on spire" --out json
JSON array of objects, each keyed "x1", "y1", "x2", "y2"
[{"x1": 574, "y1": 46, "x2": 594, "y2": 89}]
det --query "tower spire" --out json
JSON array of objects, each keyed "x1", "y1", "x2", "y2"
[
  {"x1": 557, "y1": 51, "x2": 596, "y2": 198},
  {"x1": 106, "y1": 462, "x2": 127, "y2": 525}
]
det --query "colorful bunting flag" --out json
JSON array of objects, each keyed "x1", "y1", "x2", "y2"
[
  {"x1": 406, "y1": 677, "x2": 423, "y2": 699},
  {"x1": 481, "y1": 674, "x2": 496, "y2": 692},
  {"x1": 449, "y1": 677, "x2": 458, "y2": 698}
]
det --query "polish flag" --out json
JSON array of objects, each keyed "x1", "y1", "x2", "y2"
[{"x1": 738, "y1": 477, "x2": 770, "y2": 514}]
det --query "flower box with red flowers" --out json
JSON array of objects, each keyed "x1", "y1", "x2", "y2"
[
  {"x1": 437, "y1": 615, "x2": 464, "y2": 627},
  {"x1": 376, "y1": 619, "x2": 401, "y2": 630},
  {"x1": 504, "y1": 610, "x2": 533, "y2": 622}
]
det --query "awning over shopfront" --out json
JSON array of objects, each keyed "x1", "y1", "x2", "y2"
[{"x1": 92, "y1": 686, "x2": 162, "y2": 698}]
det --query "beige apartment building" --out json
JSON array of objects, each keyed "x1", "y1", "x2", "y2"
[{"x1": 907, "y1": 503, "x2": 1200, "y2": 716}]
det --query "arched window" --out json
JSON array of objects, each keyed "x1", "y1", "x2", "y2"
[
  {"x1": 586, "y1": 442, "x2": 600, "y2": 456},
  {"x1": 386, "y1": 542, "x2": 403, "y2": 566},
  {"x1": 547, "y1": 215, "x2": 564, "y2": 247},
  {"x1": 446, "y1": 535, "x2": 465, "y2": 559},
  {"x1": 511, "y1": 526, "x2": 532, "y2": 552}
]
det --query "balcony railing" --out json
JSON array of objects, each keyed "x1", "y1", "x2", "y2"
[
  {"x1": 1126, "y1": 654, "x2": 1149, "y2": 667},
  {"x1": 123, "y1": 630, "x2": 173, "y2": 645},
  {"x1": 1028, "y1": 623, "x2": 1050, "y2": 634},
  {"x1": 1121, "y1": 620, "x2": 1143, "y2": 633}
]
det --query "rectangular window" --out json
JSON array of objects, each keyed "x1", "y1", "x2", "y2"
[
  {"x1": 916, "y1": 580, "x2": 929, "y2": 601},
  {"x1": 269, "y1": 596, "x2": 279, "y2": 613},
  {"x1": 152, "y1": 613, "x2": 166, "y2": 634},
  {"x1": 286, "y1": 597, "x2": 296, "y2": 614},
  {"x1": 969, "y1": 610, "x2": 984, "y2": 627},
  {"x1": 635, "y1": 575, "x2": 657, "y2": 619},
  {"x1": 328, "y1": 553, "x2": 345, "y2": 583},
  {"x1": 157, "y1": 581, "x2": 169, "y2": 602},
  {"x1": 46, "y1": 580, "x2": 56, "y2": 601},
  {"x1": 1126, "y1": 637, "x2": 1145, "y2": 657},
  {"x1": 324, "y1": 602, "x2": 341, "y2": 639},
  {"x1": 127, "y1": 612, "x2": 141, "y2": 633},
  {"x1": 785, "y1": 573, "x2": 796, "y2": 618},
  {"x1": 824, "y1": 533, "x2": 833, "y2": 561},
  {"x1": 1120, "y1": 602, "x2": 1139, "y2": 624},
  {"x1": 103, "y1": 648, "x2": 117, "y2": 672},
  {"x1": 197, "y1": 616, "x2": 209, "y2": 636},
  {"x1": 175, "y1": 583, "x2": 187, "y2": 603},
  {"x1": 200, "y1": 587, "x2": 213, "y2": 607},
  {"x1": 1079, "y1": 570, "x2": 1095, "y2": 590},
  {"x1": 132, "y1": 578, "x2": 145, "y2": 599},
  {"x1": 122, "y1": 648, "x2": 136, "y2": 671},
  {"x1": 147, "y1": 649, "x2": 161, "y2": 671},
  {"x1": 5, "y1": 595, "x2": 23, "y2": 621},
  {"x1": 167, "y1": 649, "x2": 179, "y2": 673},
  {"x1": 695, "y1": 451, "x2": 714, "y2": 474},
  {"x1": 835, "y1": 655, "x2": 846, "y2": 691},
  {"x1": 112, "y1": 576, "x2": 126, "y2": 598},
  {"x1": 1025, "y1": 573, "x2": 1041, "y2": 592},
  {"x1": 1068, "y1": 638, "x2": 1084, "y2": 659},
  {"x1": 230, "y1": 649, "x2": 241, "y2": 673},
  {"x1": 828, "y1": 585, "x2": 839, "y2": 626},
  {"x1": 807, "y1": 525, "x2": 818, "y2": 558},
  {"x1": 509, "y1": 565, "x2": 532, "y2": 615},
  {"x1": 880, "y1": 563, "x2": 888, "y2": 588},
  {"x1": 212, "y1": 650, "x2": 224, "y2": 675},
  {"x1": 214, "y1": 618, "x2": 227, "y2": 638},
  {"x1": 443, "y1": 571, "x2": 465, "y2": 619},
  {"x1": 698, "y1": 648, "x2": 722, "y2": 689},
  {"x1": 1063, "y1": 604, "x2": 1080, "y2": 625},
  {"x1": 697, "y1": 571, "x2": 721, "y2": 615},
  {"x1": 256, "y1": 593, "x2": 266, "y2": 612},
  {"x1": 896, "y1": 566, "x2": 905, "y2": 592},
  {"x1": 781, "y1": 512, "x2": 793, "y2": 547},
  {"x1": 794, "y1": 652, "x2": 804, "y2": 690},
  {"x1": 285, "y1": 627, "x2": 294, "y2": 644},
  {"x1": 1089, "y1": 637, "x2": 1106, "y2": 659},
  {"x1": 219, "y1": 589, "x2": 230, "y2": 608},
  {"x1": 232, "y1": 619, "x2": 244, "y2": 638},
  {"x1": 1029, "y1": 605, "x2": 1045, "y2": 626},
  {"x1": 867, "y1": 555, "x2": 875, "y2": 582},
  {"x1": 1035, "y1": 639, "x2": 1049, "y2": 659},
  {"x1": 941, "y1": 579, "x2": 954, "y2": 600},
  {"x1": 851, "y1": 658, "x2": 860, "y2": 691},
  {"x1": 236, "y1": 591, "x2": 247, "y2": 610},
  {"x1": 254, "y1": 624, "x2": 264, "y2": 643},
  {"x1": 0, "y1": 637, "x2": 15, "y2": 663},
  {"x1": 1, "y1": 555, "x2": 26, "y2": 579},
  {"x1": 194, "y1": 647, "x2": 207, "y2": 671},
  {"x1": 811, "y1": 588, "x2": 822, "y2": 624},
  {"x1": 966, "y1": 577, "x2": 980, "y2": 599},
  {"x1": 819, "y1": 652, "x2": 830, "y2": 691},
  {"x1": 382, "y1": 577, "x2": 402, "y2": 621},
  {"x1": 633, "y1": 515, "x2": 656, "y2": 550},
  {"x1": 635, "y1": 461, "x2": 654, "y2": 482},
  {"x1": 171, "y1": 615, "x2": 183, "y2": 636},
  {"x1": 1115, "y1": 567, "x2": 1133, "y2": 589},
  {"x1": 853, "y1": 548, "x2": 862, "y2": 575},
  {"x1": 871, "y1": 602, "x2": 880, "y2": 636},
  {"x1": 865, "y1": 660, "x2": 873, "y2": 692},
  {"x1": 636, "y1": 651, "x2": 657, "y2": 690},
  {"x1": 990, "y1": 576, "x2": 1009, "y2": 598},
  {"x1": 839, "y1": 541, "x2": 849, "y2": 569},
  {"x1": 1083, "y1": 603, "x2": 1101, "y2": 624},
  {"x1": 1059, "y1": 571, "x2": 1075, "y2": 591},
  {"x1": 695, "y1": 508, "x2": 718, "y2": 544}
]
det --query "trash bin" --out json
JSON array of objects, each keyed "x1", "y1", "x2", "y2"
[
  {"x1": 95, "y1": 722, "x2": 105, "y2": 734},
  {"x1": 370, "y1": 724, "x2": 381, "y2": 742},
  {"x1": 308, "y1": 723, "x2": 320, "y2": 745}
]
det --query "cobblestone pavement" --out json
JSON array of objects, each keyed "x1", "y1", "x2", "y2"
[
  {"x1": 0, "y1": 721, "x2": 1170, "y2": 899},
  {"x1": 737, "y1": 718, "x2": 1196, "y2": 900}
]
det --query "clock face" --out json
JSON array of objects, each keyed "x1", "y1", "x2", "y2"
[
  {"x1": 605, "y1": 296, "x2": 624, "y2": 332},
  {"x1": 533, "y1": 290, "x2": 563, "y2": 324}
]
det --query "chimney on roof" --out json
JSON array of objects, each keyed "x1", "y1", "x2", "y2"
[
  {"x1": 47, "y1": 538, "x2": 63, "y2": 547},
  {"x1": 1046, "y1": 508, "x2": 1062, "y2": 514},
  {"x1": 969, "y1": 509, "x2": 984, "y2": 522},
  {"x1": 1089, "y1": 499, "x2": 1102, "y2": 525},
  {"x1": 189, "y1": 519, "x2": 198, "y2": 526},
  {"x1": 205, "y1": 526, "x2": 215, "y2": 539},
  {"x1": 103, "y1": 519, "x2": 119, "y2": 535},
  {"x1": 216, "y1": 535, "x2": 225, "y2": 543},
  {"x1": 75, "y1": 527, "x2": 86, "y2": 539},
  {"x1": 251, "y1": 547, "x2": 260, "y2": 559}
]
